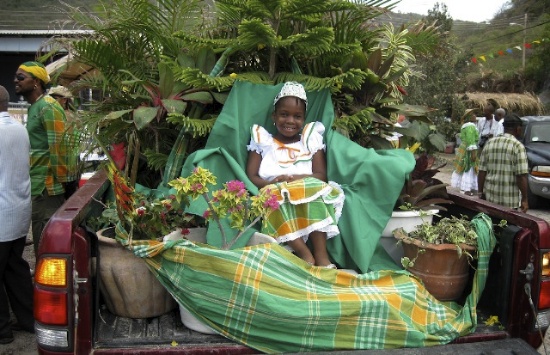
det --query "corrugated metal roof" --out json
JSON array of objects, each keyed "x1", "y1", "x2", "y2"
[{"x1": 0, "y1": 29, "x2": 93, "y2": 35}]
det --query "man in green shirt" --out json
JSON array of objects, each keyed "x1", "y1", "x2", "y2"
[
  {"x1": 14, "y1": 61, "x2": 73, "y2": 255},
  {"x1": 478, "y1": 113, "x2": 529, "y2": 212}
]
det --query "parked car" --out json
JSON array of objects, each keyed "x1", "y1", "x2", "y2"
[{"x1": 520, "y1": 116, "x2": 550, "y2": 208}]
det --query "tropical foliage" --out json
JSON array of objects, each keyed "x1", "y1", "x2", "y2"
[{"x1": 45, "y1": 0, "x2": 448, "y2": 190}]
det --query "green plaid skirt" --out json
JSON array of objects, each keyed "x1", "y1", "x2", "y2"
[{"x1": 260, "y1": 177, "x2": 345, "y2": 243}]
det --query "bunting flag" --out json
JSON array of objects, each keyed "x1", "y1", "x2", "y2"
[{"x1": 470, "y1": 38, "x2": 549, "y2": 64}]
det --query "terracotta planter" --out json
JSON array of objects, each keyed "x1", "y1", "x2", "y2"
[
  {"x1": 163, "y1": 228, "x2": 277, "y2": 334},
  {"x1": 380, "y1": 210, "x2": 437, "y2": 265},
  {"x1": 397, "y1": 234, "x2": 475, "y2": 301},
  {"x1": 97, "y1": 228, "x2": 177, "y2": 318}
]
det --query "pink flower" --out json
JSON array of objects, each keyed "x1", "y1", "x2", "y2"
[
  {"x1": 181, "y1": 228, "x2": 190, "y2": 235},
  {"x1": 203, "y1": 210, "x2": 211, "y2": 219},
  {"x1": 226, "y1": 180, "x2": 245, "y2": 192},
  {"x1": 191, "y1": 183, "x2": 203, "y2": 192},
  {"x1": 264, "y1": 195, "x2": 279, "y2": 210}
]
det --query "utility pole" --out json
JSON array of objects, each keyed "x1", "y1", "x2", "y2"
[{"x1": 522, "y1": 13, "x2": 527, "y2": 71}]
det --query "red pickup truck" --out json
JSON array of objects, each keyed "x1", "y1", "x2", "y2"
[{"x1": 32, "y1": 169, "x2": 548, "y2": 354}]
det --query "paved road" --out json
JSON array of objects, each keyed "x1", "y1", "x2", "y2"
[{"x1": 435, "y1": 153, "x2": 550, "y2": 223}]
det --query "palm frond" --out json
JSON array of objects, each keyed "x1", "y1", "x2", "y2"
[{"x1": 166, "y1": 114, "x2": 217, "y2": 138}]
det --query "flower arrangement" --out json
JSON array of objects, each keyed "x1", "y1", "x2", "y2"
[
  {"x1": 130, "y1": 191, "x2": 198, "y2": 238},
  {"x1": 93, "y1": 163, "x2": 200, "y2": 241},
  {"x1": 92, "y1": 190, "x2": 200, "y2": 241},
  {"x1": 168, "y1": 166, "x2": 279, "y2": 249}
]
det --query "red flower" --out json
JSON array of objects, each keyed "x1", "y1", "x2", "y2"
[{"x1": 397, "y1": 85, "x2": 408, "y2": 96}]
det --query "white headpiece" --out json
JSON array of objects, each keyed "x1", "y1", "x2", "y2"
[{"x1": 273, "y1": 82, "x2": 308, "y2": 110}]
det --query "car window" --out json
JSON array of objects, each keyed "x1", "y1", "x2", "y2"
[{"x1": 529, "y1": 122, "x2": 550, "y2": 142}]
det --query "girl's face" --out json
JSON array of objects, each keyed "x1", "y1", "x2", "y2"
[{"x1": 272, "y1": 96, "x2": 306, "y2": 143}]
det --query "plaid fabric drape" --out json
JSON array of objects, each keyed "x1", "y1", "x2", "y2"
[{"x1": 117, "y1": 213, "x2": 495, "y2": 353}]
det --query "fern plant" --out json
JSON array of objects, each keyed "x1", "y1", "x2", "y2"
[{"x1": 49, "y1": 0, "x2": 234, "y2": 188}]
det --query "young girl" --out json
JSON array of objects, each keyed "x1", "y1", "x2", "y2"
[{"x1": 246, "y1": 82, "x2": 344, "y2": 268}]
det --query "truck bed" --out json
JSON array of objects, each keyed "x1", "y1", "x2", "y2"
[
  {"x1": 95, "y1": 306, "x2": 251, "y2": 349},
  {"x1": 94, "y1": 306, "x2": 530, "y2": 353},
  {"x1": 36, "y1": 170, "x2": 548, "y2": 354}
]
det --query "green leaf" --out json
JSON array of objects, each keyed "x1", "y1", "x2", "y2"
[
  {"x1": 367, "y1": 48, "x2": 382, "y2": 72},
  {"x1": 105, "y1": 109, "x2": 133, "y2": 120},
  {"x1": 196, "y1": 47, "x2": 217, "y2": 75},
  {"x1": 133, "y1": 107, "x2": 159, "y2": 130},
  {"x1": 177, "y1": 53, "x2": 196, "y2": 69},
  {"x1": 211, "y1": 92, "x2": 229, "y2": 105},
  {"x1": 428, "y1": 132, "x2": 447, "y2": 151},
  {"x1": 162, "y1": 99, "x2": 187, "y2": 113},
  {"x1": 158, "y1": 62, "x2": 174, "y2": 98},
  {"x1": 182, "y1": 92, "x2": 213, "y2": 105}
]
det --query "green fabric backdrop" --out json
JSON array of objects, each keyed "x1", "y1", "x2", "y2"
[{"x1": 179, "y1": 81, "x2": 416, "y2": 272}]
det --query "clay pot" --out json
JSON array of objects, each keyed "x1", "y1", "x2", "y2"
[
  {"x1": 97, "y1": 228, "x2": 177, "y2": 318},
  {"x1": 398, "y1": 235, "x2": 475, "y2": 301},
  {"x1": 380, "y1": 210, "x2": 438, "y2": 265}
]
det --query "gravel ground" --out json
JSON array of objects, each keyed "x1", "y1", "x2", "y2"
[{"x1": 2, "y1": 230, "x2": 37, "y2": 355}]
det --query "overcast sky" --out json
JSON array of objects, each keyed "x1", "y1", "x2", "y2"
[{"x1": 392, "y1": 0, "x2": 510, "y2": 23}]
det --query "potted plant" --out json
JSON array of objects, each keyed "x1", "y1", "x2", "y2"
[
  {"x1": 165, "y1": 166, "x2": 280, "y2": 333},
  {"x1": 392, "y1": 215, "x2": 478, "y2": 301},
  {"x1": 380, "y1": 153, "x2": 453, "y2": 264},
  {"x1": 90, "y1": 162, "x2": 203, "y2": 319}
]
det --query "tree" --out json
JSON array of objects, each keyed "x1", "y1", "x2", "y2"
[
  {"x1": 525, "y1": 14, "x2": 550, "y2": 96},
  {"x1": 405, "y1": 4, "x2": 464, "y2": 120}
]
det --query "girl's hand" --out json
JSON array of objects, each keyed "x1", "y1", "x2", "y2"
[{"x1": 272, "y1": 175, "x2": 294, "y2": 183}]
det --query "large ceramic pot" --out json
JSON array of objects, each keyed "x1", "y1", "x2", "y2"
[
  {"x1": 380, "y1": 209, "x2": 438, "y2": 265},
  {"x1": 163, "y1": 228, "x2": 277, "y2": 334},
  {"x1": 396, "y1": 234, "x2": 476, "y2": 301},
  {"x1": 97, "y1": 228, "x2": 177, "y2": 318}
]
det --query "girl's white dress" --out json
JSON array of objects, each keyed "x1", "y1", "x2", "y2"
[{"x1": 247, "y1": 121, "x2": 344, "y2": 243}]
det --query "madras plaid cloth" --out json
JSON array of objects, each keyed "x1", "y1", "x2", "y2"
[
  {"x1": 117, "y1": 213, "x2": 495, "y2": 353},
  {"x1": 262, "y1": 177, "x2": 344, "y2": 241},
  {"x1": 27, "y1": 95, "x2": 72, "y2": 196}
]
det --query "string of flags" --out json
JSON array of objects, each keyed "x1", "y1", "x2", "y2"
[{"x1": 470, "y1": 38, "x2": 549, "y2": 64}]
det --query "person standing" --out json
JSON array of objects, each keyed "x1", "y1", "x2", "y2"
[
  {"x1": 451, "y1": 117, "x2": 479, "y2": 195},
  {"x1": 48, "y1": 85, "x2": 81, "y2": 198},
  {"x1": 0, "y1": 85, "x2": 35, "y2": 344},
  {"x1": 477, "y1": 104, "x2": 503, "y2": 150},
  {"x1": 495, "y1": 107, "x2": 506, "y2": 124},
  {"x1": 478, "y1": 113, "x2": 529, "y2": 212},
  {"x1": 14, "y1": 62, "x2": 72, "y2": 255}
]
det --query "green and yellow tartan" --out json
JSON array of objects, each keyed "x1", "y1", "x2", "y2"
[
  {"x1": 117, "y1": 213, "x2": 495, "y2": 353},
  {"x1": 261, "y1": 177, "x2": 343, "y2": 240}
]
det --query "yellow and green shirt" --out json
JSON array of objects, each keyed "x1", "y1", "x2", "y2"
[{"x1": 26, "y1": 95, "x2": 73, "y2": 196}]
